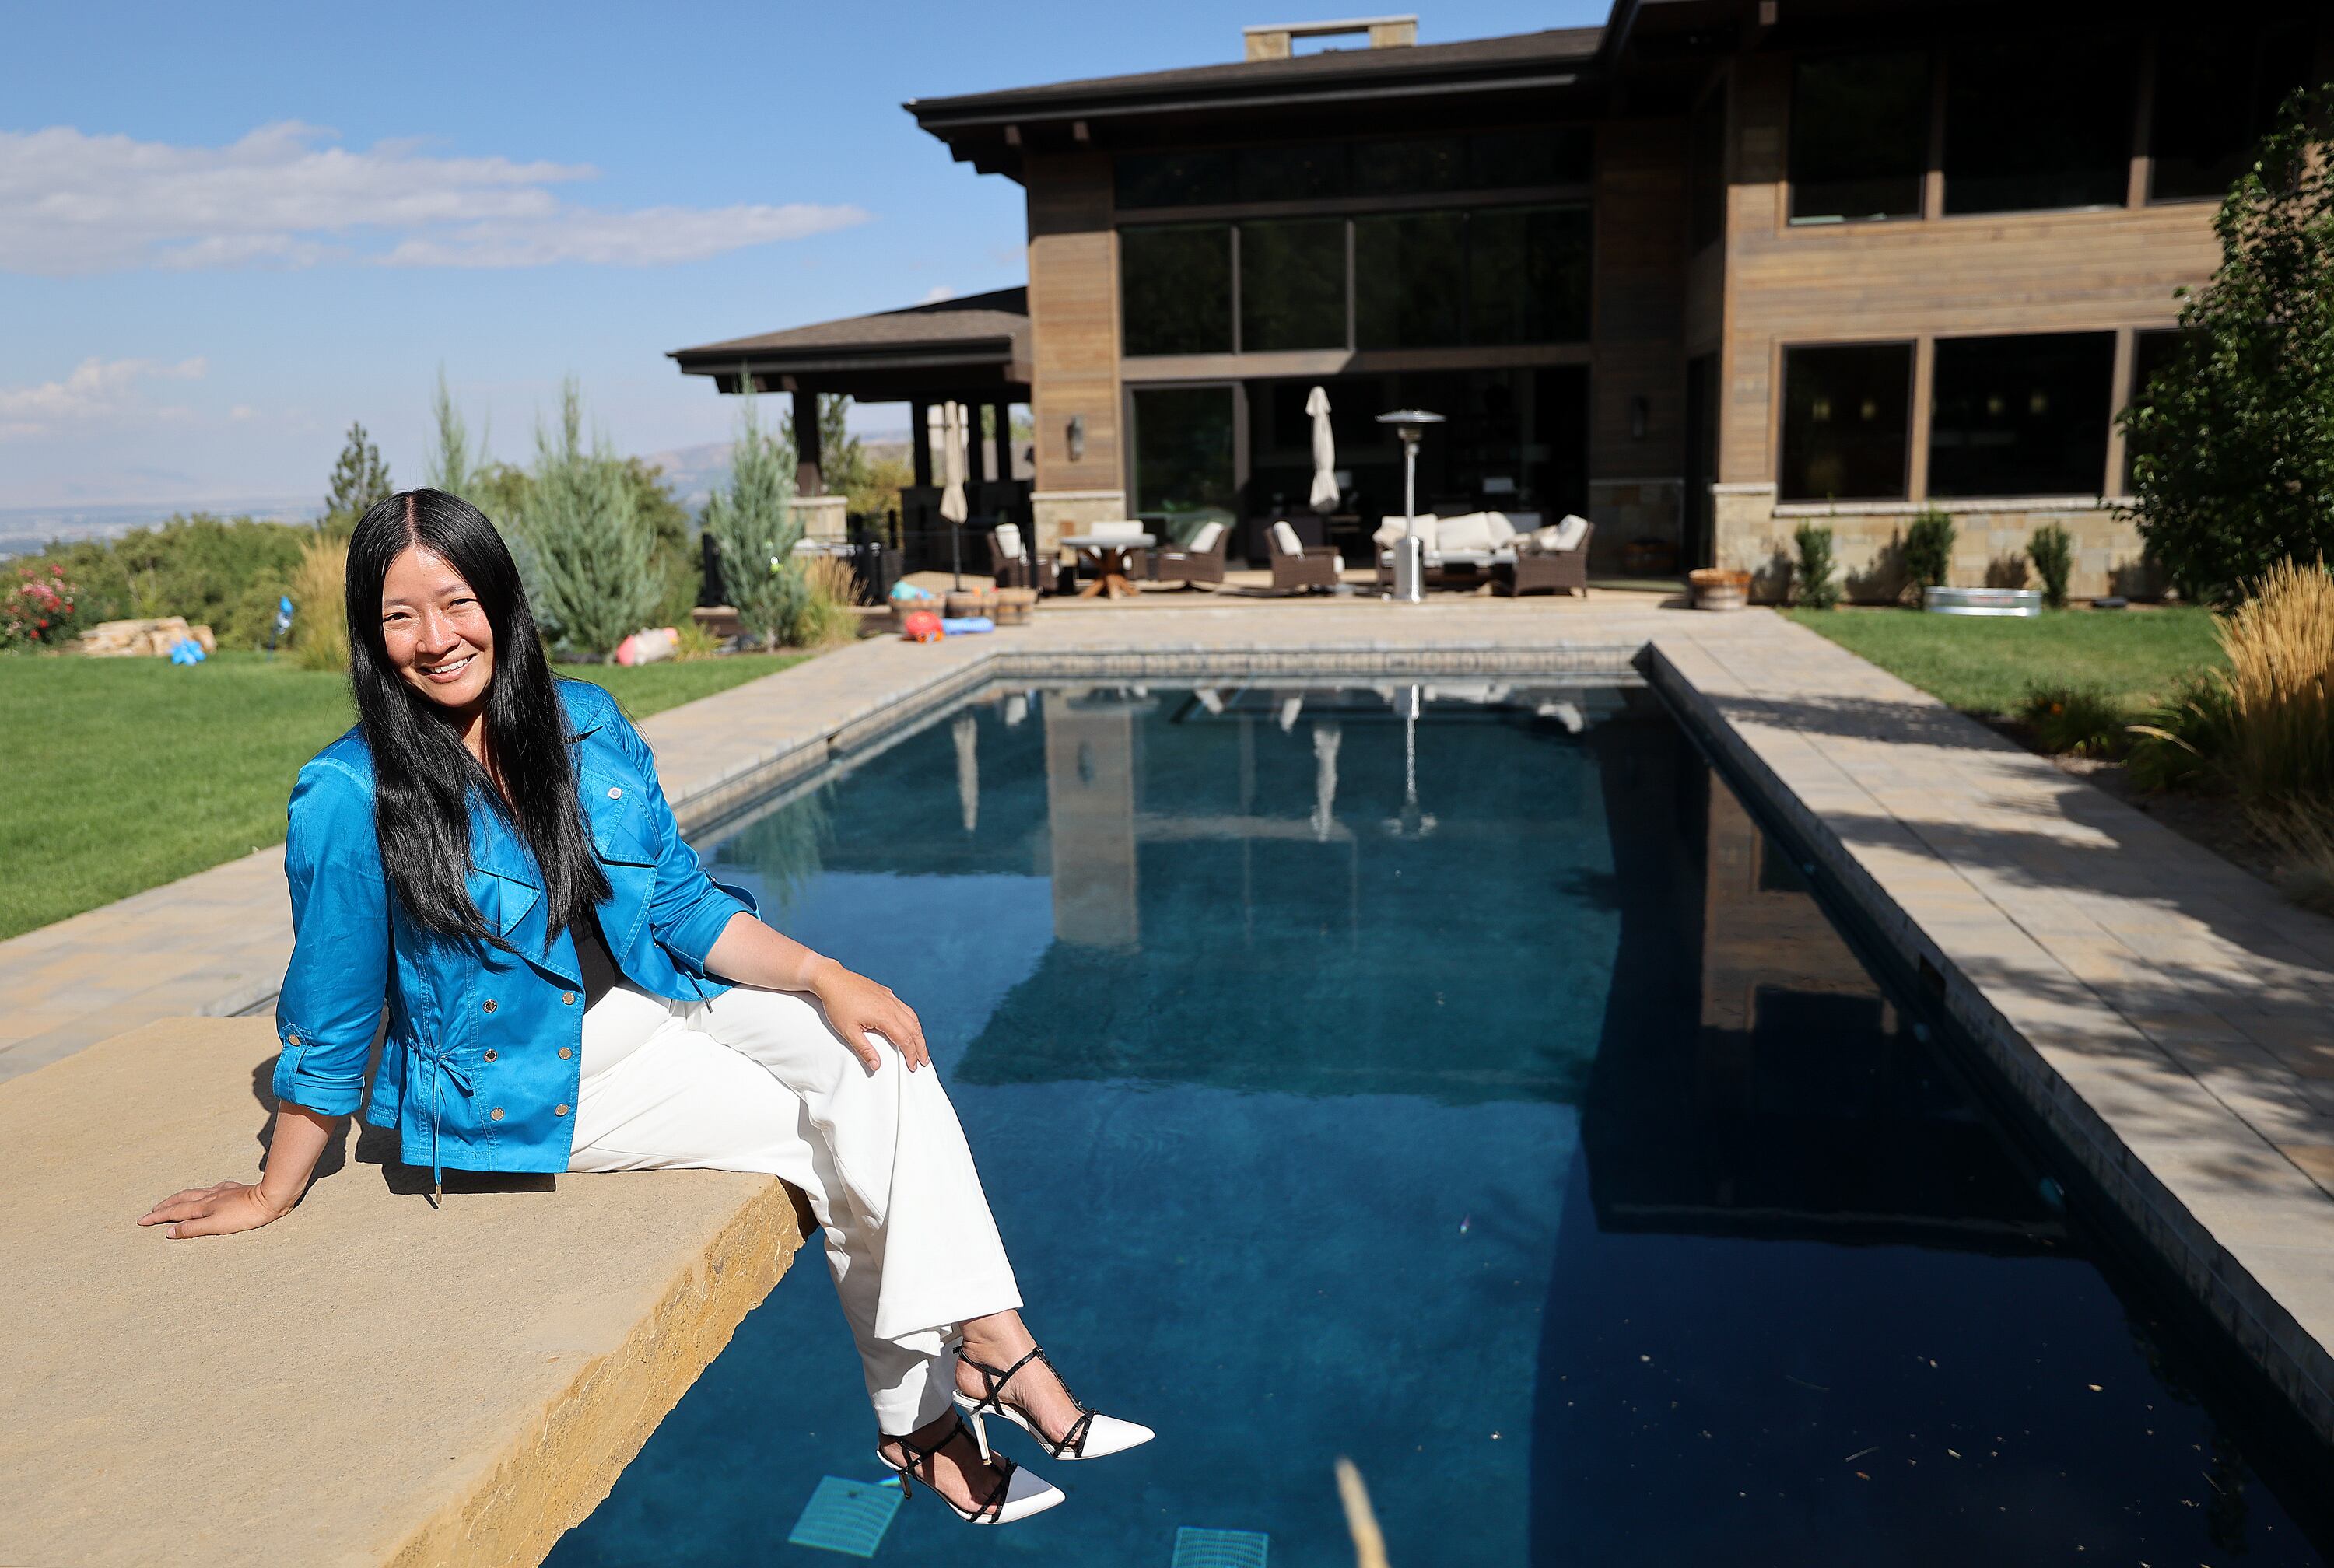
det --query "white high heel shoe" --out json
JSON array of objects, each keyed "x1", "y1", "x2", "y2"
[
  {"x1": 874, "y1": 1411, "x2": 1065, "y2": 1526},
  {"x1": 951, "y1": 1340, "x2": 1156, "y2": 1461}
]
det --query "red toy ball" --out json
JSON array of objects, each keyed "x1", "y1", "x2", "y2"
[{"x1": 901, "y1": 609, "x2": 944, "y2": 643}]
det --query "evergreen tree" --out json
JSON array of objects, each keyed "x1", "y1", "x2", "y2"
[
  {"x1": 703, "y1": 394, "x2": 808, "y2": 649},
  {"x1": 2124, "y1": 83, "x2": 2334, "y2": 602},
  {"x1": 423, "y1": 367, "x2": 486, "y2": 502},
  {"x1": 508, "y1": 379, "x2": 660, "y2": 657},
  {"x1": 323, "y1": 421, "x2": 391, "y2": 530}
]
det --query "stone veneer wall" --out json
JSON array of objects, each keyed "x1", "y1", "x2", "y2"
[
  {"x1": 795, "y1": 494, "x2": 849, "y2": 543},
  {"x1": 1030, "y1": 488, "x2": 1129, "y2": 559},
  {"x1": 1712, "y1": 484, "x2": 2157, "y2": 603}
]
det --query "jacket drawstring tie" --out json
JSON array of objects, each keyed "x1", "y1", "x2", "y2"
[{"x1": 416, "y1": 1045, "x2": 475, "y2": 1203}]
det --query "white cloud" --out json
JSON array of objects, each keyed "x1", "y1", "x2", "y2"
[
  {"x1": 0, "y1": 356, "x2": 205, "y2": 438},
  {"x1": 918, "y1": 284, "x2": 958, "y2": 303},
  {"x1": 0, "y1": 121, "x2": 871, "y2": 275}
]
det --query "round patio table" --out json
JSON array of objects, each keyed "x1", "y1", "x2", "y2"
[{"x1": 1059, "y1": 532, "x2": 1156, "y2": 600}]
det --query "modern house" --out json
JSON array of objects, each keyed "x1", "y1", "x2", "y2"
[{"x1": 672, "y1": 0, "x2": 2331, "y2": 597}]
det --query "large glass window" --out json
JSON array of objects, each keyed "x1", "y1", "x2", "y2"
[
  {"x1": 1115, "y1": 151, "x2": 1235, "y2": 209},
  {"x1": 1469, "y1": 206, "x2": 1590, "y2": 345},
  {"x1": 1120, "y1": 225, "x2": 1232, "y2": 355},
  {"x1": 1929, "y1": 332, "x2": 2116, "y2": 498},
  {"x1": 1131, "y1": 386, "x2": 1237, "y2": 530},
  {"x1": 1239, "y1": 219, "x2": 1347, "y2": 352},
  {"x1": 1944, "y1": 37, "x2": 2135, "y2": 214},
  {"x1": 1779, "y1": 343, "x2": 1912, "y2": 502},
  {"x1": 1790, "y1": 51, "x2": 1929, "y2": 222},
  {"x1": 1354, "y1": 212, "x2": 1465, "y2": 348},
  {"x1": 1353, "y1": 137, "x2": 1468, "y2": 197},
  {"x1": 2123, "y1": 328, "x2": 2190, "y2": 490},
  {"x1": 1238, "y1": 143, "x2": 1349, "y2": 203},
  {"x1": 2149, "y1": 21, "x2": 2317, "y2": 202},
  {"x1": 1468, "y1": 128, "x2": 1593, "y2": 188}
]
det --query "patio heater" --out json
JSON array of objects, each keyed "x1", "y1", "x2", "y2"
[{"x1": 1374, "y1": 409, "x2": 1444, "y2": 603}]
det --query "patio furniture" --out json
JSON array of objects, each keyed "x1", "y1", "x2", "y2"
[
  {"x1": 1238, "y1": 513, "x2": 1323, "y2": 566},
  {"x1": 1060, "y1": 523, "x2": 1156, "y2": 599},
  {"x1": 987, "y1": 523, "x2": 1033, "y2": 590},
  {"x1": 1373, "y1": 510, "x2": 1540, "y2": 590},
  {"x1": 1499, "y1": 516, "x2": 1594, "y2": 598},
  {"x1": 1154, "y1": 520, "x2": 1228, "y2": 589},
  {"x1": 1268, "y1": 520, "x2": 1343, "y2": 594}
]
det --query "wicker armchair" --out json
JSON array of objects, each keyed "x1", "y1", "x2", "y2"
[
  {"x1": 1154, "y1": 520, "x2": 1228, "y2": 589},
  {"x1": 986, "y1": 523, "x2": 1033, "y2": 590},
  {"x1": 1266, "y1": 520, "x2": 1343, "y2": 594},
  {"x1": 1498, "y1": 520, "x2": 1594, "y2": 597}
]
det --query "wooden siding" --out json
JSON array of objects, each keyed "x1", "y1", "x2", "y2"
[
  {"x1": 1589, "y1": 117, "x2": 1687, "y2": 486},
  {"x1": 1025, "y1": 152, "x2": 1123, "y2": 495},
  {"x1": 1715, "y1": 51, "x2": 2220, "y2": 489}
]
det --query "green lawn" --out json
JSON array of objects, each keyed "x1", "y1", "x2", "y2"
[
  {"x1": 0, "y1": 649, "x2": 808, "y2": 940},
  {"x1": 1782, "y1": 605, "x2": 2224, "y2": 716}
]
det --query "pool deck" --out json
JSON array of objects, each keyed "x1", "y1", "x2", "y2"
[{"x1": 8, "y1": 591, "x2": 2334, "y2": 1565}]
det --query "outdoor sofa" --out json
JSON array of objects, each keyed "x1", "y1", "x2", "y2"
[
  {"x1": 987, "y1": 523, "x2": 1034, "y2": 590},
  {"x1": 1372, "y1": 511, "x2": 1592, "y2": 596}
]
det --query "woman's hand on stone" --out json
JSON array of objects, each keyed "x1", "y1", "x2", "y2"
[
  {"x1": 137, "y1": 1180, "x2": 292, "y2": 1239},
  {"x1": 811, "y1": 963, "x2": 930, "y2": 1073}
]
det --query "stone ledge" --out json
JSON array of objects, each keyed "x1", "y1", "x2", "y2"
[{"x1": 0, "y1": 1017, "x2": 805, "y2": 1568}]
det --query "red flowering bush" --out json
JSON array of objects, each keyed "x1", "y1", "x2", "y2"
[{"x1": 1, "y1": 564, "x2": 86, "y2": 651}]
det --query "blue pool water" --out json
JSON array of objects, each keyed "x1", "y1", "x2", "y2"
[{"x1": 546, "y1": 681, "x2": 2329, "y2": 1567}]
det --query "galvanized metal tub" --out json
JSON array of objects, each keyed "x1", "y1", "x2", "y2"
[{"x1": 1923, "y1": 586, "x2": 2044, "y2": 618}]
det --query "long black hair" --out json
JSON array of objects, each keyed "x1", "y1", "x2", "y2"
[{"x1": 345, "y1": 489, "x2": 609, "y2": 951}]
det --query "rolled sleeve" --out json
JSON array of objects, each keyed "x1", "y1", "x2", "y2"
[{"x1": 272, "y1": 760, "x2": 391, "y2": 1116}]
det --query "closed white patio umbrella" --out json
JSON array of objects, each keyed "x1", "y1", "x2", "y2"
[
  {"x1": 940, "y1": 401, "x2": 969, "y2": 526},
  {"x1": 1306, "y1": 385, "x2": 1338, "y2": 514}
]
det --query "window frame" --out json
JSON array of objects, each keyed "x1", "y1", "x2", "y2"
[
  {"x1": 1775, "y1": 338, "x2": 1919, "y2": 504},
  {"x1": 1785, "y1": 47, "x2": 1934, "y2": 227},
  {"x1": 1924, "y1": 328, "x2": 2120, "y2": 500}
]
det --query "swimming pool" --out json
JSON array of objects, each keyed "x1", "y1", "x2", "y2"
[{"x1": 546, "y1": 679, "x2": 2329, "y2": 1566}]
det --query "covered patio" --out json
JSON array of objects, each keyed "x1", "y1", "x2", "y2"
[{"x1": 669, "y1": 288, "x2": 1034, "y2": 560}]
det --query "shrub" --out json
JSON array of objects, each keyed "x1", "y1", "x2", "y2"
[
  {"x1": 2122, "y1": 83, "x2": 2334, "y2": 604},
  {"x1": 2127, "y1": 558, "x2": 2334, "y2": 802},
  {"x1": 289, "y1": 535, "x2": 349, "y2": 673},
  {"x1": 21, "y1": 514, "x2": 307, "y2": 648},
  {"x1": 2021, "y1": 684, "x2": 2129, "y2": 758},
  {"x1": 2028, "y1": 523, "x2": 2074, "y2": 609},
  {"x1": 702, "y1": 396, "x2": 808, "y2": 650},
  {"x1": 671, "y1": 619, "x2": 725, "y2": 660},
  {"x1": 795, "y1": 555, "x2": 861, "y2": 647},
  {"x1": 508, "y1": 379, "x2": 662, "y2": 659},
  {"x1": 2, "y1": 563, "x2": 85, "y2": 650},
  {"x1": 1792, "y1": 523, "x2": 1839, "y2": 609},
  {"x1": 1902, "y1": 509, "x2": 1956, "y2": 596}
]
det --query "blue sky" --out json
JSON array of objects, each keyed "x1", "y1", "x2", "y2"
[{"x1": 0, "y1": 1, "x2": 1603, "y2": 513}]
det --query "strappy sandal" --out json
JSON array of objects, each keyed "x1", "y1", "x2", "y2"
[
  {"x1": 952, "y1": 1340, "x2": 1156, "y2": 1461},
  {"x1": 873, "y1": 1410, "x2": 1064, "y2": 1525}
]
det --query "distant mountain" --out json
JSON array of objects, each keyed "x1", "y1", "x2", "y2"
[
  {"x1": 640, "y1": 432, "x2": 916, "y2": 516},
  {"x1": 0, "y1": 496, "x2": 315, "y2": 558}
]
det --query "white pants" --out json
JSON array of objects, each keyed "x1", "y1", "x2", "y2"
[{"x1": 565, "y1": 980, "x2": 1022, "y2": 1436}]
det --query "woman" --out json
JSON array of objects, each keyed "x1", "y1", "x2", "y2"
[{"x1": 138, "y1": 489, "x2": 1148, "y2": 1527}]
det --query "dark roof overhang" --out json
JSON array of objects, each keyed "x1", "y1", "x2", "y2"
[{"x1": 668, "y1": 286, "x2": 1032, "y2": 403}]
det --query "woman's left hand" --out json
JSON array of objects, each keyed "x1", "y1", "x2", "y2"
[{"x1": 811, "y1": 962, "x2": 930, "y2": 1073}]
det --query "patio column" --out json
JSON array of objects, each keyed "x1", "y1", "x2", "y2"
[
  {"x1": 992, "y1": 401, "x2": 1013, "y2": 481},
  {"x1": 909, "y1": 400, "x2": 933, "y2": 488},
  {"x1": 792, "y1": 388, "x2": 822, "y2": 495}
]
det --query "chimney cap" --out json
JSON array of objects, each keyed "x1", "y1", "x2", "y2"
[{"x1": 1243, "y1": 15, "x2": 1418, "y2": 60}]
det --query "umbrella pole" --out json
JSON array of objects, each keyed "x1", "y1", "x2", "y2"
[{"x1": 952, "y1": 523, "x2": 962, "y2": 590}]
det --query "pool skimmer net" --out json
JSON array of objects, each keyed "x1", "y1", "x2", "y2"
[
  {"x1": 1172, "y1": 1526, "x2": 1271, "y2": 1567},
  {"x1": 785, "y1": 1475, "x2": 903, "y2": 1557}
]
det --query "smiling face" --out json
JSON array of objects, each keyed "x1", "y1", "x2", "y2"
[{"x1": 379, "y1": 544, "x2": 495, "y2": 717}]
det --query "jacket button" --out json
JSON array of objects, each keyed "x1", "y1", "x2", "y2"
[
  {"x1": 286, "y1": 1033, "x2": 301, "y2": 1048},
  {"x1": 607, "y1": 786, "x2": 622, "y2": 799},
  {"x1": 482, "y1": 999, "x2": 497, "y2": 1013},
  {"x1": 555, "y1": 1103, "x2": 570, "y2": 1117},
  {"x1": 559, "y1": 1046, "x2": 573, "y2": 1059},
  {"x1": 562, "y1": 991, "x2": 576, "y2": 1006},
  {"x1": 482, "y1": 1049, "x2": 497, "y2": 1063},
  {"x1": 489, "y1": 1107, "x2": 505, "y2": 1121}
]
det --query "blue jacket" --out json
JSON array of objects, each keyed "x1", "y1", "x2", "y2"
[{"x1": 271, "y1": 679, "x2": 758, "y2": 1185}]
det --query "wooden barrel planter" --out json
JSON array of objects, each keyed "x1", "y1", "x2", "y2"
[
  {"x1": 1688, "y1": 568, "x2": 1751, "y2": 611},
  {"x1": 993, "y1": 588, "x2": 1037, "y2": 626}
]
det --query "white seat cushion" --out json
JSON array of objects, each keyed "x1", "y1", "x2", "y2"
[
  {"x1": 1090, "y1": 520, "x2": 1145, "y2": 541},
  {"x1": 1270, "y1": 520, "x2": 1305, "y2": 558},
  {"x1": 1186, "y1": 520, "x2": 1225, "y2": 554},
  {"x1": 1373, "y1": 514, "x2": 1439, "y2": 553},
  {"x1": 1551, "y1": 513, "x2": 1589, "y2": 551},
  {"x1": 1481, "y1": 512, "x2": 1518, "y2": 549},
  {"x1": 1438, "y1": 513, "x2": 1494, "y2": 554},
  {"x1": 996, "y1": 523, "x2": 1024, "y2": 560}
]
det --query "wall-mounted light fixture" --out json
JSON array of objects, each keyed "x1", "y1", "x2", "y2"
[
  {"x1": 1629, "y1": 395, "x2": 1650, "y2": 441},
  {"x1": 1067, "y1": 413, "x2": 1086, "y2": 462}
]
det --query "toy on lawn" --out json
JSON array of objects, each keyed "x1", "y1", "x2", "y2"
[
  {"x1": 169, "y1": 636, "x2": 207, "y2": 665},
  {"x1": 614, "y1": 627, "x2": 679, "y2": 667},
  {"x1": 900, "y1": 609, "x2": 944, "y2": 643}
]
